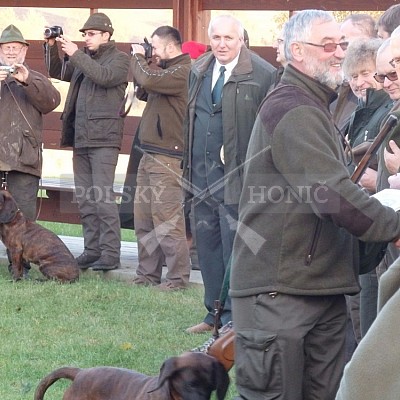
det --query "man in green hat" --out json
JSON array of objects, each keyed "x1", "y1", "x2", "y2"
[
  {"x1": 0, "y1": 24, "x2": 61, "y2": 278},
  {"x1": 44, "y1": 13, "x2": 129, "y2": 271}
]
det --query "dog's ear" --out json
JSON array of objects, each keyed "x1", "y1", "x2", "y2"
[
  {"x1": 147, "y1": 356, "x2": 178, "y2": 393},
  {"x1": 0, "y1": 190, "x2": 19, "y2": 223},
  {"x1": 212, "y1": 359, "x2": 230, "y2": 400}
]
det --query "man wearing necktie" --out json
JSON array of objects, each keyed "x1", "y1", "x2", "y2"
[{"x1": 183, "y1": 15, "x2": 276, "y2": 333}]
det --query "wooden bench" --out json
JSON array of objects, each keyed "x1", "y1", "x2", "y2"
[
  {"x1": 36, "y1": 109, "x2": 139, "y2": 225},
  {"x1": 37, "y1": 177, "x2": 125, "y2": 224}
]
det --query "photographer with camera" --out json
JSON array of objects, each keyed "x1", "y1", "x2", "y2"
[
  {"x1": 0, "y1": 24, "x2": 60, "y2": 276},
  {"x1": 44, "y1": 12, "x2": 129, "y2": 271},
  {"x1": 130, "y1": 26, "x2": 191, "y2": 291}
]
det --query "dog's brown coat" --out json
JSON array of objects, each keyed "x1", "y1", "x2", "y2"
[
  {"x1": 34, "y1": 352, "x2": 230, "y2": 400},
  {"x1": 0, "y1": 190, "x2": 79, "y2": 282}
]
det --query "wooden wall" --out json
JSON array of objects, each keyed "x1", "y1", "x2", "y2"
[{"x1": 2, "y1": 0, "x2": 398, "y2": 153}]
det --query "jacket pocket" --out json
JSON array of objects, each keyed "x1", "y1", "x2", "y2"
[
  {"x1": 305, "y1": 219, "x2": 322, "y2": 266},
  {"x1": 235, "y1": 329, "x2": 282, "y2": 395},
  {"x1": 87, "y1": 112, "x2": 120, "y2": 141},
  {"x1": 19, "y1": 130, "x2": 40, "y2": 168}
]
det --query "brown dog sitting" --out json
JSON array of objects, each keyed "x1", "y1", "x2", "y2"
[
  {"x1": 0, "y1": 190, "x2": 79, "y2": 282},
  {"x1": 34, "y1": 352, "x2": 230, "y2": 400}
]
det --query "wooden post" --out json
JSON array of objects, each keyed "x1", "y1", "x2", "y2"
[{"x1": 172, "y1": 0, "x2": 210, "y2": 44}]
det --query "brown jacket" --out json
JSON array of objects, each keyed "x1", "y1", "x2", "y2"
[
  {"x1": 131, "y1": 53, "x2": 192, "y2": 158},
  {"x1": 0, "y1": 66, "x2": 61, "y2": 177}
]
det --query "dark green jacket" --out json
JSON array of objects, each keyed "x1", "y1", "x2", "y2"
[
  {"x1": 230, "y1": 65, "x2": 400, "y2": 298},
  {"x1": 347, "y1": 88, "x2": 392, "y2": 148},
  {"x1": 182, "y1": 46, "x2": 276, "y2": 205},
  {"x1": 48, "y1": 41, "x2": 129, "y2": 149}
]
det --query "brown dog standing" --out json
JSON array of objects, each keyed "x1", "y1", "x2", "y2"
[
  {"x1": 34, "y1": 352, "x2": 230, "y2": 400},
  {"x1": 0, "y1": 190, "x2": 79, "y2": 282}
]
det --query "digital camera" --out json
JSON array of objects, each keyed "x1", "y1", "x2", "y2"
[
  {"x1": 0, "y1": 65, "x2": 16, "y2": 75},
  {"x1": 132, "y1": 37, "x2": 152, "y2": 60},
  {"x1": 44, "y1": 25, "x2": 63, "y2": 39}
]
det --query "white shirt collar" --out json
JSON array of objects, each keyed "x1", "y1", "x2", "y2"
[{"x1": 212, "y1": 51, "x2": 240, "y2": 88}]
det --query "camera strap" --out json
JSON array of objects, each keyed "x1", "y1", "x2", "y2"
[{"x1": 119, "y1": 82, "x2": 137, "y2": 118}]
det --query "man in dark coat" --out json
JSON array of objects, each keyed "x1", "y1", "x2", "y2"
[
  {"x1": 45, "y1": 13, "x2": 129, "y2": 271},
  {"x1": 183, "y1": 14, "x2": 276, "y2": 333}
]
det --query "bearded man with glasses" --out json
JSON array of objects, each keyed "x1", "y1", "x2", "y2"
[
  {"x1": 230, "y1": 10, "x2": 400, "y2": 400},
  {"x1": 44, "y1": 13, "x2": 129, "y2": 272}
]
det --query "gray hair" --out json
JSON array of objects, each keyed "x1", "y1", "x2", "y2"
[
  {"x1": 208, "y1": 15, "x2": 244, "y2": 40},
  {"x1": 284, "y1": 10, "x2": 335, "y2": 62},
  {"x1": 342, "y1": 38, "x2": 383, "y2": 78},
  {"x1": 342, "y1": 13, "x2": 377, "y2": 39}
]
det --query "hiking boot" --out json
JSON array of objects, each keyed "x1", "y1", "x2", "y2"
[
  {"x1": 76, "y1": 252, "x2": 100, "y2": 269},
  {"x1": 91, "y1": 255, "x2": 120, "y2": 271}
]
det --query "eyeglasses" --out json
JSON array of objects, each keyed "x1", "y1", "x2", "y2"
[
  {"x1": 373, "y1": 71, "x2": 398, "y2": 83},
  {"x1": 389, "y1": 57, "x2": 400, "y2": 68},
  {"x1": 276, "y1": 39, "x2": 284, "y2": 44},
  {"x1": 1, "y1": 45, "x2": 24, "y2": 54},
  {"x1": 81, "y1": 31, "x2": 103, "y2": 38},
  {"x1": 302, "y1": 41, "x2": 349, "y2": 52}
]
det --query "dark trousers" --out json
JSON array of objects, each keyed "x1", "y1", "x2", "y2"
[
  {"x1": 193, "y1": 199, "x2": 237, "y2": 326},
  {"x1": 73, "y1": 147, "x2": 121, "y2": 259},
  {"x1": 359, "y1": 269, "x2": 378, "y2": 337},
  {"x1": 4, "y1": 171, "x2": 39, "y2": 220},
  {"x1": 232, "y1": 293, "x2": 347, "y2": 400}
]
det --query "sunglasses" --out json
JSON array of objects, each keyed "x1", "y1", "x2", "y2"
[
  {"x1": 373, "y1": 71, "x2": 398, "y2": 83},
  {"x1": 302, "y1": 41, "x2": 349, "y2": 52}
]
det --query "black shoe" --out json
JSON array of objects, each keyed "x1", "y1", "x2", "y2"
[
  {"x1": 76, "y1": 252, "x2": 100, "y2": 269},
  {"x1": 91, "y1": 255, "x2": 120, "y2": 271}
]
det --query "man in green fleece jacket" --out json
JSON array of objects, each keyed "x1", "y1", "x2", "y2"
[{"x1": 230, "y1": 10, "x2": 400, "y2": 400}]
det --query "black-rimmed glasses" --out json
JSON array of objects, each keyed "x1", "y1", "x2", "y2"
[
  {"x1": 302, "y1": 41, "x2": 349, "y2": 52},
  {"x1": 373, "y1": 71, "x2": 398, "y2": 83}
]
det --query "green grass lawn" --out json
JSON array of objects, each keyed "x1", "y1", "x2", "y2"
[
  {"x1": 0, "y1": 266, "x2": 237, "y2": 400},
  {"x1": 37, "y1": 221, "x2": 136, "y2": 242}
]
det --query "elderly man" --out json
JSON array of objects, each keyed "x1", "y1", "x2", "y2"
[
  {"x1": 0, "y1": 24, "x2": 60, "y2": 277},
  {"x1": 230, "y1": 10, "x2": 400, "y2": 399},
  {"x1": 183, "y1": 15, "x2": 276, "y2": 333},
  {"x1": 343, "y1": 38, "x2": 393, "y2": 341},
  {"x1": 0, "y1": 25, "x2": 60, "y2": 219}
]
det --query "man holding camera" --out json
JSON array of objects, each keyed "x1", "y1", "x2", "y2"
[
  {"x1": 0, "y1": 24, "x2": 60, "y2": 225},
  {"x1": 44, "y1": 13, "x2": 129, "y2": 271},
  {"x1": 130, "y1": 26, "x2": 191, "y2": 291}
]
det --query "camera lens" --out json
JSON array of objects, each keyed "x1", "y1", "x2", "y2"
[{"x1": 44, "y1": 28, "x2": 53, "y2": 39}]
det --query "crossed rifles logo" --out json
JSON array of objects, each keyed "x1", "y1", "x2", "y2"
[{"x1": 135, "y1": 145, "x2": 271, "y2": 257}]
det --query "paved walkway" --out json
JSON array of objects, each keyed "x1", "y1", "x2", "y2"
[{"x1": 0, "y1": 235, "x2": 203, "y2": 285}]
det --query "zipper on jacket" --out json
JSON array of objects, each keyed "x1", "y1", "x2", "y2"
[{"x1": 305, "y1": 219, "x2": 322, "y2": 266}]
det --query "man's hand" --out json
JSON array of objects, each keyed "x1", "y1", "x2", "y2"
[
  {"x1": 388, "y1": 174, "x2": 400, "y2": 189},
  {"x1": 12, "y1": 63, "x2": 29, "y2": 83},
  {"x1": 359, "y1": 167, "x2": 377, "y2": 194},
  {"x1": 56, "y1": 36, "x2": 78, "y2": 57},
  {"x1": 131, "y1": 44, "x2": 145, "y2": 56},
  {"x1": 0, "y1": 68, "x2": 9, "y2": 82},
  {"x1": 384, "y1": 140, "x2": 400, "y2": 175}
]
